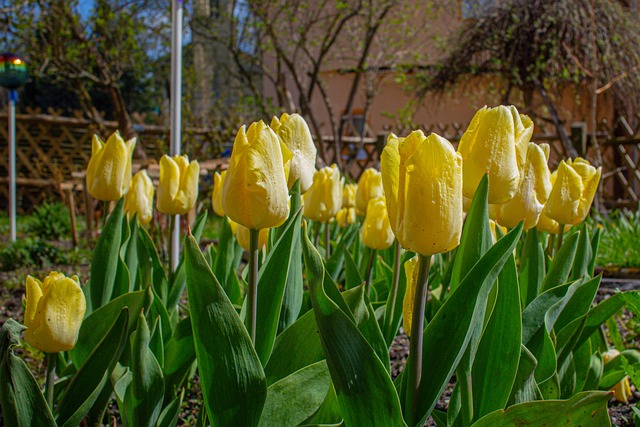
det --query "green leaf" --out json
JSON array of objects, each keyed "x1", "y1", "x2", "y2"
[
  {"x1": 409, "y1": 223, "x2": 523, "y2": 426},
  {"x1": 325, "y1": 225, "x2": 359, "y2": 281},
  {"x1": 575, "y1": 292, "x2": 625, "y2": 350},
  {"x1": 130, "y1": 312, "x2": 164, "y2": 427},
  {"x1": 255, "y1": 209, "x2": 302, "y2": 365},
  {"x1": 163, "y1": 317, "x2": 195, "y2": 399},
  {"x1": 344, "y1": 249, "x2": 364, "y2": 290},
  {"x1": 472, "y1": 253, "x2": 521, "y2": 420},
  {"x1": 555, "y1": 276, "x2": 601, "y2": 334},
  {"x1": 213, "y1": 216, "x2": 244, "y2": 304},
  {"x1": 570, "y1": 228, "x2": 591, "y2": 281},
  {"x1": 185, "y1": 233, "x2": 266, "y2": 427},
  {"x1": 541, "y1": 233, "x2": 579, "y2": 292},
  {"x1": 56, "y1": 308, "x2": 129, "y2": 427},
  {"x1": 0, "y1": 320, "x2": 56, "y2": 427},
  {"x1": 125, "y1": 217, "x2": 140, "y2": 292},
  {"x1": 621, "y1": 291, "x2": 640, "y2": 317},
  {"x1": 519, "y1": 228, "x2": 545, "y2": 307},
  {"x1": 507, "y1": 345, "x2": 542, "y2": 405},
  {"x1": 90, "y1": 198, "x2": 125, "y2": 309},
  {"x1": 588, "y1": 228, "x2": 601, "y2": 277},
  {"x1": 156, "y1": 389, "x2": 184, "y2": 427},
  {"x1": 302, "y1": 227, "x2": 406, "y2": 427},
  {"x1": 382, "y1": 247, "x2": 413, "y2": 346},
  {"x1": 258, "y1": 361, "x2": 331, "y2": 427},
  {"x1": 471, "y1": 391, "x2": 612, "y2": 427},
  {"x1": 138, "y1": 225, "x2": 169, "y2": 303}
]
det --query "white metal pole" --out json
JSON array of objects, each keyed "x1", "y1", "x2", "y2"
[
  {"x1": 169, "y1": 0, "x2": 183, "y2": 272},
  {"x1": 8, "y1": 90, "x2": 17, "y2": 242}
]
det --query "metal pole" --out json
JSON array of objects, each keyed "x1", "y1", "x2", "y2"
[
  {"x1": 169, "y1": 0, "x2": 183, "y2": 272},
  {"x1": 8, "y1": 90, "x2": 17, "y2": 242}
]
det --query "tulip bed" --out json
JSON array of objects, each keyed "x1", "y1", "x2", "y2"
[{"x1": 1, "y1": 106, "x2": 640, "y2": 427}]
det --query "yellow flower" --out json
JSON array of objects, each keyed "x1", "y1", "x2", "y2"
[
  {"x1": 356, "y1": 168, "x2": 384, "y2": 215},
  {"x1": 156, "y1": 154, "x2": 200, "y2": 215},
  {"x1": 544, "y1": 157, "x2": 601, "y2": 225},
  {"x1": 402, "y1": 255, "x2": 434, "y2": 337},
  {"x1": 458, "y1": 105, "x2": 532, "y2": 204},
  {"x1": 223, "y1": 121, "x2": 291, "y2": 230},
  {"x1": 336, "y1": 207, "x2": 356, "y2": 228},
  {"x1": 23, "y1": 272, "x2": 86, "y2": 353},
  {"x1": 489, "y1": 220, "x2": 508, "y2": 244},
  {"x1": 498, "y1": 143, "x2": 552, "y2": 229},
  {"x1": 361, "y1": 197, "x2": 394, "y2": 250},
  {"x1": 124, "y1": 170, "x2": 154, "y2": 226},
  {"x1": 212, "y1": 170, "x2": 226, "y2": 217},
  {"x1": 236, "y1": 225, "x2": 269, "y2": 251},
  {"x1": 381, "y1": 130, "x2": 463, "y2": 256},
  {"x1": 271, "y1": 113, "x2": 317, "y2": 193},
  {"x1": 602, "y1": 349, "x2": 633, "y2": 404},
  {"x1": 342, "y1": 183, "x2": 357, "y2": 208},
  {"x1": 86, "y1": 131, "x2": 136, "y2": 201},
  {"x1": 302, "y1": 165, "x2": 343, "y2": 222}
]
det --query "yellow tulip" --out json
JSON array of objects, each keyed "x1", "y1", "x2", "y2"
[
  {"x1": 223, "y1": 121, "x2": 291, "y2": 230},
  {"x1": 602, "y1": 349, "x2": 633, "y2": 403},
  {"x1": 544, "y1": 157, "x2": 601, "y2": 225},
  {"x1": 212, "y1": 170, "x2": 226, "y2": 217},
  {"x1": 228, "y1": 217, "x2": 238, "y2": 235},
  {"x1": 236, "y1": 225, "x2": 269, "y2": 251},
  {"x1": 343, "y1": 183, "x2": 357, "y2": 208},
  {"x1": 23, "y1": 272, "x2": 86, "y2": 353},
  {"x1": 458, "y1": 105, "x2": 532, "y2": 204},
  {"x1": 498, "y1": 143, "x2": 552, "y2": 229},
  {"x1": 86, "y1": 131, "x2": 136, "y2": 201},
  {"x1": 361, "y1": 197, "x2": 394, "y2": 250},
  {"x1": 156, "y1": 154, "x2": 200, "y2": 215},
  {"x1": 356, "y1": 168, "x2": 384, "y2": 215},
  {"x1": 336, "y1": 207, "x2": 356, "y2": 228},
  {"x1": 271, "y1": 113, "x2": 317, "y2": 193},
  {"x1": 402, "y1": 255, "x2": 435, "y2": 337},
  {"x1": 489, "y1": 220, "x2": 508, "y2": 244},
  {"x1": 124, "y1": 170, "x2": 154, "y2": 226},
  {"x1": 302, "y1": 164, "x2": 343, "y2": 222},
  {"x1": 381, "y1": 130, "x2": 463, "y2": 256}
]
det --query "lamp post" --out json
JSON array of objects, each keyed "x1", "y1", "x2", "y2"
[{"x1": 0, "y1": 53, "x2": 28, "y2": 242}]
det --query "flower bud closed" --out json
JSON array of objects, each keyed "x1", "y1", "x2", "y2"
[
  {"x1": 342, "y1": 183, "x2": 357, "y2": 208},
  {"x1": 124, "y1": 170, "x2": 154, "y2": 225},
  {"x1": 24, "y1": 272, "x2": 86, "y2": 353},
  {"x1": 302, "y1": 165, "x2": 343, "y2": 222},
  {"x1": 356, "y1": 168, "x2": 384, "y2": 215},
  {"x1": 156, "y1": 154, "x2": 200, "y2": 215},
  {"x1": 458, "y1": 105, "x2": 532, "y2": 204},
  {"x1": 86, "y1": 132, "x2": 136, "y2": 201},
  {"x1": 336, "y1": 207, "x2": 356, "y2": 228},
  {"x1": 271, "y1": 113, "x2": 317, "y2": 193},
  {"x1": 361, "y1": 197, "x2": 394, "y2": 250}
]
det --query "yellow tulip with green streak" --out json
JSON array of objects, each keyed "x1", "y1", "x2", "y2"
[
  {"x1": 156, "y1": 154, "x2": 200, "y2": 215},
  {"x1": 381, "y1": 130, "x2": 463, "y2": 256},
  {"x1": 124, "y1": 170, "x2": 154, "y2": 225},
  {"x1": 356, "y1": 168, "x2": 384, "y2": 215},
  {"x1": 361, "y1": 197, "x2": 394, "y2": 250},
  {"x1": 24, "y1": 272, "x2": 86, "y2": 353},
  {"x1": 458, "y1": 105, "x2": 532, "y2": 204},
  {"x1": 302, "y1": 164, "x2": 343, "y2": 222},
  {"x1": 86, "y1": 131, "x2": 136, "y2": 201}
]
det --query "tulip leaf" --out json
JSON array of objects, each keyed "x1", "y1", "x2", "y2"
[
  {"x1": 0, "y1": 319, "x2": 57, "y2": 427},
  {"x1": 572, "y1": 340, "x2": 592, "y2": 394},
  {"x1": 125, "y1": 217, "x2": 140, "y2": 292},
  {"x1": 301, "y1": 229, "x2": 406, "y2": 427},
  {"x1": 56, "y1": 308, "x2": 129, "y2": 427},
  {"x1": 185, "y1": 233, "x2": 267, "y2": 427},
  {"x1": 325, "y1": 225, "x2": 359, "y2": 281},
  {"x1": 138, "y1": 225, "x2": 169, "y2": 303},
  {"x1": 472, "y1": 253, "x2": 521, "y2": 420},
  {"x1": 508, "y1": 344, "x2": 542, "y2": 405},
  {"x1": 575, "y1": 292, "x2": 625, "y2": 351},
  {"x1": 471, "y1": 391, "x2": 612, "y2": 427},
  {"x1": 588, "y1": 228, "x2": 601, "y2": 277},
  {"x1": 255, "y1": 209, "x2": 303, "y2": 365},
  {"x1": 70, "y1": 287, "x2": 152, "y2": 368},
  {"x1": 382, "y1": 248, "x2": 413, "y2": 346},
  {"x1": 90, "y1": 198, "x2": 125, "y2": 309},
  {"x1": 163, "y1": 316, "x2": 196, "y2": 400},
  {"x1": 540, "y1": 232, "x2": 579, "y2": 292},
  {"x1": 258, "y1": 361, "x2": 331, "y2": 427},
  {"x1": 555, "y1": 275, "x2": 601, "y2": 335},
  {"x1": 156, "y1": 389, "x2": 184, "y2": 427},
  {"x1": 570, "y1": 227, "x2": 591, "y2": 281},
  {"x1": 213, "y1": 216, "x2": 244, "y2": 304},
  {"x1": 519, "y1": 228, "x2": 545, "y2": 307},
  {"x1": 408, "y1": 223, "x2": 523, "y2": 427}
]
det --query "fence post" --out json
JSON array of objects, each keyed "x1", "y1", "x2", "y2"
[
  {"x1": 571, "y1": 122, "x2": 587, "y2": 157},
  {"x1": 376, "y1": 132, "x2": 387, "y2": 160}
]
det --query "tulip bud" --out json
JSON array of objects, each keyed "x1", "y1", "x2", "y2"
[
  {"x1": 361, "y1": 197, "x2": 394, "y2": 250},
  {"x1": 381, "y1": 130, "x2": 463, "y2": 256},
  {"x1": 156, "y1": 154, "x2": 200, "y2": 215},
  {"x1": 223, "y1": 122, "x2": 291, "y2": 230},
  {"x1": 86, "y1": 131, "x2": 136, "y2": 201},
  {"x1": 236, "y1": 225, "x2": 269, "y2": 251},
  {"x1": 356, "y1": 168, "x2": 384, "y2": 215},
  {"x1": 124, "y1": 170, "x2": 154, "y2": 226},
  {"x1": 212, "y1": 170, "x2": 226, "y2": 217},
  {"x1": 23, "y1": 272, "x2": 86, "y2": 353},
  {"x1": 498, "y1": 143, "x2": 552, "y2": 229},
  {"x1": 271, "y1": 113, "x2": 317, "y2": 193},
  {"x1": 544, "y1": 157, "x2": 601, "y2": 225},
  {"x1": 342, "y1": 183, "x2": 357, "y2": 208},
  {"x1": 458, "y1": 105, "x2": 533, "y2": 204},
  {"x1": 336, "y1": 207, "x2": 356, "y2": 228},
  {"x1": 302, "y1": 164, "x2": 343, "y2": 222}
]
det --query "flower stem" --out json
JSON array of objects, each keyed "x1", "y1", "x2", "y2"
[
  {"x1": 45, "y1": 352, "x2": 56, "y2": 409},
  {"x1": 555, "y1": 224, "x2": 565, "y2": 257},
  {"x1": 314, "y1": 221, "x2": 321, "y2": 247},
  {"x1": 547, "y1": 233, "x2": 555, "y2": 257},
  {"x1": 384, "y1": 240, "x2": 402, "y2": 339},
  {"x1": 365, "y1": 248, "x2": 376, "y2": 296},
  {"x1": 324, "y1": 222, "x2": 331, "y2": 258},
  {"x1": 247, "y1": 228, "x2": 260, "y2": 343},
  {"x1": 168, "y1": 214, "x2": 179, "y2": 283},
  {"x1": 405, "y1": 254, "x2": 431, "y2": 425}
]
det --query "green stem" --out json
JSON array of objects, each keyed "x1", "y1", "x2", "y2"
[
  {"x1": 324, "y1": 222, "x2": 331, "y2": 258},
  {"x1": 169, "y1": 215, "x2": 177, "y2": 283},
  {"x1": 384, "y1": 240, "x2": 402, "y2": 338},
  {"x1": 405, "y1": 254, "x2": 431, "y2": 425},
  {"x1": 246, "y1": 228, "x2": 260, "y2": 344},
  {"x1": 365, "y1": 248, "x2": 376, "y2": 296},
  {"x1": 555, "y1": 224, "x2": 565, "y2": 257},
  {"x1": 314, "y1": 221, "x2": 321, "y2": 247},
  {"x1": 458, "y1": 362, "x2": 474, "y2": 425},
  {"x1": 547, "y1": 233, "x2": 555, "y2": 257},
  {"x1": 45, "y1": 352, "x2": 56, "y2": 409}
]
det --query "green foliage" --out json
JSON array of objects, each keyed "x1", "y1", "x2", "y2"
[
  {"x1": 0, "y1": 238, "x2": 66, "y2": 271},
  {"x1": 591, "y1": 209, "x2": 640, "y2": 268},
  {"x1": 26, "y1": 202, "x2": 72, "y2": 240}
]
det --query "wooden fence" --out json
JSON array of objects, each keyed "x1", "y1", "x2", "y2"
[{"x1": 1, "y1": 108, "x2": 639, "y2": 213}]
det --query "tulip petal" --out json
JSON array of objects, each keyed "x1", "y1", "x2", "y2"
[
  {"x1": 380, "y1": 135, "x2": 401, "y2": 234},
  {"x1": 24, "y1": 276, "x2": 43, "y2": 329}
]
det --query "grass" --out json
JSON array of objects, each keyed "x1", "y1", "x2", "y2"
[{"x1": 591, "y1": 209, "x2": 640, "y2": 269}]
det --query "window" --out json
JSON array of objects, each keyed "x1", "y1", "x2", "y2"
[{"x1": 460, "y1": 0, "x2": 496, "y2": 19}]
